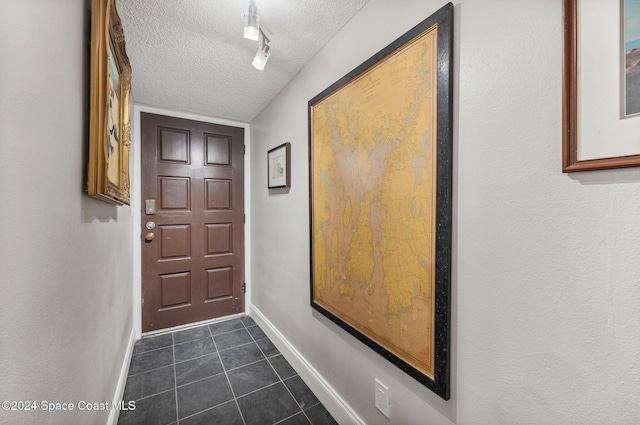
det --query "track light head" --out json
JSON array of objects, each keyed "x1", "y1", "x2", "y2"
[{"x1": 252, "y1": 43, "x2": 270, "y2": 71}]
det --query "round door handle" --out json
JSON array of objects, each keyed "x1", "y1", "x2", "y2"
[{"x1": 145, "y1": 232, "x2": 155, "y2": 242}]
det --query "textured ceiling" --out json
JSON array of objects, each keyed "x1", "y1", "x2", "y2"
[{"x1": 117, "y1": 0, "x2": 369, "y2": 122}]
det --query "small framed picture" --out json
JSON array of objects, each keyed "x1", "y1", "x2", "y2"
[{"x1": 267, "y1": 143, "x2": 291, "y2": 188}]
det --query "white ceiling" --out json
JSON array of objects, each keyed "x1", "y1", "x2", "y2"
[{"x1": 117, "y1": 0, "x2": 369, "y2": 123}]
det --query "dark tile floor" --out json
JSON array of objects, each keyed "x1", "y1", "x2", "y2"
[{"x1": 117, "y1": 316, "x2": 338, "y2": 425}]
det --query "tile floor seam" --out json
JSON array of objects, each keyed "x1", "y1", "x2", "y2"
[
  {"x1": 174, "y1": 351, "x2": 220, "y2": 366},
  {"x1": 126, "y1": 363, "x2": 174, "y2": 378},
  {"x1": 177, "y1": 399, "x2": 236, "y2": 423},
  {"x1": 261, "y1": 351, "x2": 309, "y2": 423},
  {"x1": 273, "y1": 410, "x2": 310, "y2": 425},
  {"x1": 216, "y1": 339, "x2": 259, "y2": 354},
  {"x1": 173, "y1": 335, "x2": 214, "y2": 347},
  {"x1": 234, "y1": 380, "x2": 281, "y2": 400},
  {"x1": 130, "y1": 346, "x2": 173, "y2": 360},
  {"x1": 211, "y1": 325, "x2": 253, "y2": 337},
  {"x1": 273, "y1": 357, "x2": 323, "y2": 424},
  {"x1": 127, "y1": 388, "x2": 175, "y2": 403},
  {"x1": 248, "y1": 327, "x2": 295, "y2": 404},
  {"x1": 209, "y1": 322, "x2": 248, "y2": 425},
  {"x1": 303, "y1": 401, "x2": 321, "y2": 411},
  {"x1": 251, "y1": 332, "x2": 272, "y2": 361},
  {"x1": 267, "y1": 355, "x2": 296, "y2": 382},
  {"x1": 175, "y1": 370, "x2": 227, "y2": 389},
  {"x1": 172, "y1": 333, "x2": 180, "y2": 425},
  {"x1": 208, "y1": 326, "x2": 244, "y2": 336},
  {"x1": 132, "y1": 345, "x2": 173, "y2": 356},
  {"x1": 133, "y1": 335, "x2": 174, "y2": 347},
  {"x1": 240, "y1": 317, "x2": 256, "y2": 327},
  {"x1": 224, "y1": 357, "x2": 272, "y2": 374},
  {"x1": 303, "y1": 402, "x2": 325, "y2": 425},
  {"x1": 300, "y1": 408, "x2": 314, "y2": 425},
  {"x1": 280, "y1": 372, "x2": 308, "y2": 419}
]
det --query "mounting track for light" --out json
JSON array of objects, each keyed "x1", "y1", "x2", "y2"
[{"x1": 243, "y1": 0, "x2": 259, "y2": 41}]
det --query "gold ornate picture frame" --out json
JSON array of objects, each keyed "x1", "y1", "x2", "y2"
[{"x1": 87, "y1": 0, "x2": 132, "y2": 205}]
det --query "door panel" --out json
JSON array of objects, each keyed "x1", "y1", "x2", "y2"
[{"x1": 141, "y1": 112, "x2": 244, "y2": 332}]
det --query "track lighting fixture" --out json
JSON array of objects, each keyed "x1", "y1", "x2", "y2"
[
  {"x1": 243, "y1": 1, "x2": 271, "y2": 70},
  {"x1": 252, "y1": 28, "x2": 270, "y2": 71}
]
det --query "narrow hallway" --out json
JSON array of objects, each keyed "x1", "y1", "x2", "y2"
[{"x1": 118, "y1": 316, "x2": 337, "y2": 425}]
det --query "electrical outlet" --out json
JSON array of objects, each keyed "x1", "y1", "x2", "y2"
[{"x1": 375, "y1": 379, "x2": 390, "y2": 418}]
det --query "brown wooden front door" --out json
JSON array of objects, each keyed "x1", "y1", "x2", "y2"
[{"x1": 141, "y1": 112, "x2": 245, "y2": 332}]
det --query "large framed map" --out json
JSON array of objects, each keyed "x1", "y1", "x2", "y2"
[{"x1": 308, "y1": 3, "x2": 453, "y2": 399}]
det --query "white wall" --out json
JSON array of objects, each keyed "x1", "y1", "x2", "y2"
[
  {"x1": 250, "y1": 0, "x2": 640, "y2": 424},
  {"x1": 0, "y1": 1, "x2": 135, "y2": 424}
]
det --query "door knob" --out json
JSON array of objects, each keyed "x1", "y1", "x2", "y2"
[{"x1": 145, "y1": 232, "x2": 155, "y2": 242}]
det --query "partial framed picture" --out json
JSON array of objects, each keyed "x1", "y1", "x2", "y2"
[
  {"x1": 562, "y1": 0, "x2": 640, "y2": 171},
  {"x1": 87, "y1": 0, "x2": 132, "y2": 204},
  {"x1": 624, "y1": 0, "x2": 640, "y2": 116},
  {"x1": 267, "y1": 143, "x2": 291, "y2": 188},
  {"x1": 309, "y1": 3, "x2": 452, "y2": 400}
]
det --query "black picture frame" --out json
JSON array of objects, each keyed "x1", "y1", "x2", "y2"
[
  {"x1": 267, "y1": 142, "x2": 291, "y2": 188},
  {"x1": 308, "y1": 3, "x2": 453, "y2": 400}
]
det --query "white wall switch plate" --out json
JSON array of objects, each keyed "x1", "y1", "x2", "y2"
[{"x1": 375, "y1": 378, "x2": 390, "y2": 418}]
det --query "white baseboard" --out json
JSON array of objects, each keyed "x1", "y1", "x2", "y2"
[
  {"x1": 250, "y1": 305, "x2": 366, "y2": 425},
  {"x1": 108, "y1": 326, "x2": 136, "y2": 425}
]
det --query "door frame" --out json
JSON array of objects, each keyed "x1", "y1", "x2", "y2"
[{"x1": 132, "y1": 104, "x2": 252, "y2": 339}]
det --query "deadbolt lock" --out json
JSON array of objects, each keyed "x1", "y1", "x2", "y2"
[{"x1": 145, "y1": 199, "x2": 156, "y2": 215}]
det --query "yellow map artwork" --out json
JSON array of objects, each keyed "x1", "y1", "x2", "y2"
[{"x1": 311, "y1": 26, "x2": 438, "y2": 377}]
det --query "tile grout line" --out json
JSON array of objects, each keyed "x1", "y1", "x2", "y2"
[
  {"x1": 174, "y1": 351, "x2": 219, "y2": 368},
  {"x1": 128, "y1": 345, "x2": 174, "y2": 376},
  {"x1": 215, "y1": 335, "x2": 278, "y2": 355},
  {"x1": 233, "y1": 380, "x2": 281, "y2": 400},
  {"x1": 275, "y1": 370, "x2": 307, "y2": 424},
  {"x1": 243, "y1": 317, "x2": 331, "y2": 423},
  {"x1": 177, "y1": 400, "x2": 238, "y2": 423},
  {"x1": 273, "y1": 410, "x2": 312, "y2": 425},
  {"x1": 216, "y1": 339, "x2": 257, "y2": 354},
  {"x1": 172, "y1": 333, "x2": 180, "y2": 425},
  {"x1": 305, "y1": 401, "x2": 322, "y2": 411},
  {"x1": 300, "y1": 403, "x2": 317, "y2": 425},
  {"x1": 224, "y1": 358, "x2": 265, "y2": 375},
  {"x1": 127, "y1": 362, "x2": 174, "y2": 379},
  {"x1": 244, "y1": 318, "x2": 308, "y2": 425},
  {"x1": 128, "y1": 388, "x2": 175, "y2": 404},
  {"x1": 131, "y1": 343, "x2": 174, "y2": 357},
  {"x1": 209, "y1": 323, "x2": 248, "y2": 425},
  {"x1": 175, "y1": 370, "x2": 226, "y2": 390},
  {"x1": 173, "y1": 322, "x2": 250, "y2": 349}
]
